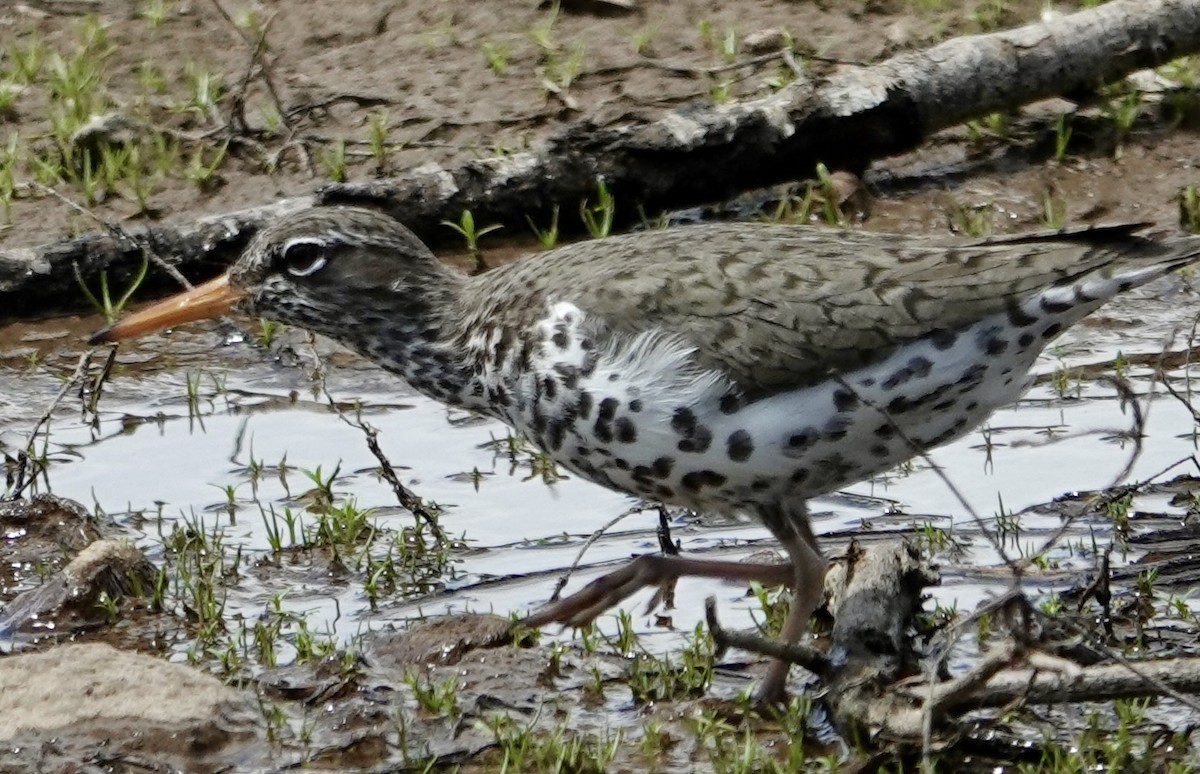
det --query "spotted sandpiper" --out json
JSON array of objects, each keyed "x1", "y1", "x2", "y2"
[{"x1": 91, "y1": 206, "x2": 1200, "y2": 702}]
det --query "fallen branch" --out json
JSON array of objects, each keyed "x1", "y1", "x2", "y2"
[{"x1": 2, "y1": 0, "x2": 1197, "y2": 321}]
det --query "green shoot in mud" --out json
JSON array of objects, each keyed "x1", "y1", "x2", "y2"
[
  {"x1": 580, "y1": 178, "x2": 615, "y2": 239},
  {"x1": 366, "y1": 110, "x2": 392, "y2": 172},
  {"x1": 256, "y1": 318, "x2": 282, "y2": 348},
  {"x1": 526, "y1": 203, "x2": 560, "y2": 248},
  {"x1": 1053, "y1": 113, "x2": 1073, "y2": 161},
  {"x1": 1180, "y1": 184, "x2": 1200, "y2": 233},
  {"x1": 628, "y1": 623, "x2": 714, "y2": 703},
  {"x1": 481, "y1": 713, "x2": 622, "y2": 774},
  {"x1": 74, "y1": 249, "x2": 150, "y2": 325},
  {"x1": 442, "y1": 209, "x2": 502, "y2": 273},
  {"x1": 1039, "y1": 189, "x2": 1067, "y2": 229},
  {"x1": 186, "y1": 140, "x2": 228, "y2": 191},
  {"x1": 140, "y1": 0, "x2": 170, "y2": 27},
  {"x1": 482, "y1": 41, "x2": 511, "y2": 75},
  {"x1": 318, "y1": 139, "x2": 348, "y2": 183},
  {"x1": 944, "y1": 194, "x2": 993, "y2": 237},
  {"x1": 405, "y1": 670, "x2": 462, "y2": 720}
]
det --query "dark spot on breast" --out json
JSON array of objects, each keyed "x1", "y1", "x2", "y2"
[
  {"x1": 680, "y1": 470, "x2": 727, "y2": 492},
  {"x1": 551, "y1": 331, "x2": 569, "y2": 349},
  {"x1": 882, "y1": 367, "x2": 911, "y2": 390},
  {"x1": 577, "y1": 392, "x2": 594, "y2": 420},
  {"x1": 984, "y1": 337, "x2": 1008, "y2": 355},
  {"x1": 824, "y1": 416, "x2": 848, "y2": 441},
  {"x1": 719, "y1": 393, "x2": 743, "y2": 414},
  {"x1": 873, "y1": 423, "x2": 895, "y2": 439},
  {"x1": 790, "y1": 468, "x2": 809, "y2": 484},
  {"x1": 558, "y1": 368, "x2": 580, "y2": 391},
  {"x1": 677, "y1": 425, "x2": 712, "y2": 453},
  {"x1": 860, "y1": 377, "x2": 876, "y2": 388},
  {"x1": 833, "y1": 389, "x2": 858, "y2": 412},
  {"x1": 652, "y1": 457, "x2": 674, "y2": 478},
  {"x1": 541, "y1": 377, "x2": 558, "y2": 401},
  {"x1": 1018, "y1": 332, "x2": 1035, "y2": 348},
  {"x1": 887, "y1": 395, "x2": 914, "y2": 414},
  {"x1": 598, "y1": 397, "x2": 619, "y2": 422},
  {"x1": 614, "y1": 457, "x2": 629, "y2": 470},
  {"x1": 869, "y1": 443, "x2": 890, "y2": 457},
  {"x1": 932, "y1": 399, "x2": 955, "y2": 411},
  {"x1": 655, "y1": 484, "x2": 675, "y2": 499},
  {"x1": 908, "y1": 356, "x2": 933, "y2": 377},
  {"x1": 785, "y1": 429, "x2": 816, "y2": 453},
  {"x1": 593, "y1": 418, "x2": 614, "y2": 443},
  {"x1": 965, "y1": 401, "x2": 978, "y2": 411},
  {"x1": 751, "y1": 477, "x2": 772, "y2": 492},
  {"x1": 726, "y1": 429, "x2": 754, "y2": 462},
  {"x1": 671, "y1": 407, "x2": 697, "y2": 434},
  {"x1": 546, "y1": 419, "x2": 567, "y2": 451},
  {"x1": 1042, "y1": 322, "x2": 1063, "y2": 339},
  {"x1": 580, "y1": 351, "x2": 598, "y2": 377},
  {"x1": 929, "y1": 328, "x2": 958, "y2": 350},
  {"x1": 615, "y1": 417, "x2": 638, "y2": 443},
  {"x1": 628, "y1": 399, "x2": 643, "y2": 413},
  {"x1": 956, "y1": 364, "x2": 987, "y2": 387}
]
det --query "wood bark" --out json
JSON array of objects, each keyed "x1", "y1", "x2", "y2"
[
  {"x1": 2, "y1": 0, "x2": 1198, "y2": 322},
  {"x1": 708, "y1": 541, "x2": 1200, "y2": 752}
]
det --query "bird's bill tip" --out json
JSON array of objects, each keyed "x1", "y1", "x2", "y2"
[{"x1": 87, "y1": 273, "x2": 242, "y2": 344}]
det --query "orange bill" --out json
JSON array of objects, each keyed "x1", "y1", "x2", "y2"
[{"x1": 88, "y1": 273, "x2": 243, "y2": 344}]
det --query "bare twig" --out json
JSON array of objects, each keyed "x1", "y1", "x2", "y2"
[{"x1": 704, "y1": 595, "x2": 831, "y2": 677}]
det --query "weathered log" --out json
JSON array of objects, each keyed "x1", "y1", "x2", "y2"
[
  {"x1": 1, "y1": 0, "x2": 1197, "y2": 322},
  {"x1": 709, "y1": 540, "x2": 1200, "y2": 750}
]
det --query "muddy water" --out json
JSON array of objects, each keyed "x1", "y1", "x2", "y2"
[{"x1": 2, "y1": 278, "x2": 1199, "y2": 665}]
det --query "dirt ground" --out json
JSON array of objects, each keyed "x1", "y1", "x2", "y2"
[
  {"x1": 5, "y1": 0, "x2": 1200, "y2": 772},
  {"x1": 0, "y1": 0, "x2": 1150, "y2": 252}
]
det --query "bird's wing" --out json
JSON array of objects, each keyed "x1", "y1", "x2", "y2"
[{"x1": 513, "y1": 222, "x2": 1189, "y2": 397}]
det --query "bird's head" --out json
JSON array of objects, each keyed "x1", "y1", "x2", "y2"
[{"x1": 89, "y1": 206, "x2": 458, "y2": 346}]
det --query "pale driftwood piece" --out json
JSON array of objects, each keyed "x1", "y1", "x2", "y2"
[
  {"x1": 710, "y1": 539, "x2": 1200, "y2": 749},
  {"x1": 321, "y1": 0, "x2": 1200, "y2": 234},
  {"x1": 2, "y1": 0, "x2": 1197, "y2": 322}
]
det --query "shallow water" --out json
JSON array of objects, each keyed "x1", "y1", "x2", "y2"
[{"x1": 2, "y1": 278, "x2": 1199, "y2": 665}]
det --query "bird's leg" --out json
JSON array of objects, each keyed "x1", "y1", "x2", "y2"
[
  {"x1": 755, "y1": 508, "x2": 827, "y2": 704},
  {"x1": 520, "y1": 555, "x2": 792, "y2": 629}
]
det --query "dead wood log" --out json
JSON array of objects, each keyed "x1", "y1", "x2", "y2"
[
  {"x1": 1, "y1": 0, "x2": 1197, "y2": 322},
  {"x1": 708, "y1": 540, "x2": 1200, "y2": 751},
  {"x1": 324, "y1": 0, "x2": 1200, "y2": 235}
]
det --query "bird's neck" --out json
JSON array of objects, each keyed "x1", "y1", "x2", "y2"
[{"x1": 335, "y1": 273, "x2": 480, "y2": 407}]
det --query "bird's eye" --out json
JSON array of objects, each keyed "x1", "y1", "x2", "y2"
[{"x1": 280, "y1": 238, "x2": 328, "y2": 277}]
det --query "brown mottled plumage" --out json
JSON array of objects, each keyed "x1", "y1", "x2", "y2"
[{"x1": 91, "y1": 206, "x2": 1200, "y2": 702}]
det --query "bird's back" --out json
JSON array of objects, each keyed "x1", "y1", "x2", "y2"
[{"x1": 451, "y1": 222, "x2": 1200, "y2": 509}]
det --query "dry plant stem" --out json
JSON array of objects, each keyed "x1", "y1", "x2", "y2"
[
  {"x1": 903, "y1": 653, "x2": 1200, "y2": 715},
  {"x1": 703, "y1": 596, "x2": 831, "y2": 677},
  {"x1": 5, "y1": 351, "x2": 91, "y2": 500},
  {"x1": 305, "y1": 337, "x2": 448, "y2": 543},
  {"x1": 546, "y1": 503, "x2": 650, "y2": 603},
  {"x1": 35, "y1": 183, "x2": 195, "y2": 292}
]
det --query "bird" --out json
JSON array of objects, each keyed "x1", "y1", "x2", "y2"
[{"x1": 90, "y1": 205, "x2": 1200, "y2": 702}]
